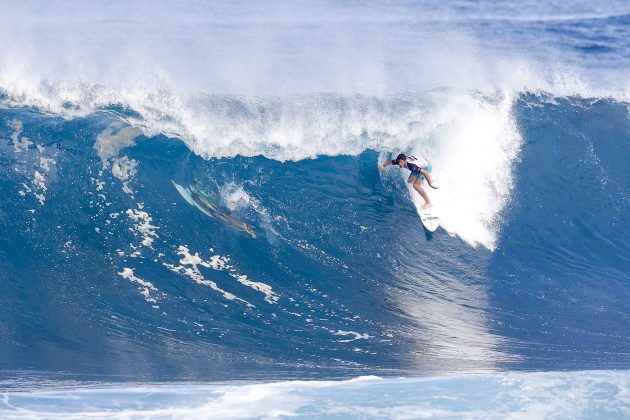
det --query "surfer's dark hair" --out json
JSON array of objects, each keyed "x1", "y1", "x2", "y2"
[{"x1": 396, "y1": 153, "x2": 407, "y2": 162}]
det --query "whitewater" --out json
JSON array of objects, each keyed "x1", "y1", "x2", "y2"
[{"x1": 1, "y1": 0, "x2": 629, "y2": 417}]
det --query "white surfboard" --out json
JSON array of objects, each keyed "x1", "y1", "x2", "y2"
[
  {"x1": 405, "y1": 182, "x2": 441, "y2": 232},
  {"x1": 418, "y1": 206, "x2": 440, "y2": 232}
]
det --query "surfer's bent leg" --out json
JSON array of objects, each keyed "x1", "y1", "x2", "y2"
[{"x1": 412, "y1": 179, "x2": 432, "y2": 209}]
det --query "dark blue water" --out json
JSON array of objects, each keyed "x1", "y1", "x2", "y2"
[
  {"x1": 1, "y1": 91, "x2": 628, "y2": 383},
  {"x1": 490, "y1": 95, "x2": 630, "y2": 368}
]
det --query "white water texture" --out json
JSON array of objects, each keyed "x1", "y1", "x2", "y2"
[{"x1": 1, "y1": 370, "x2": 629, "y2": 419}]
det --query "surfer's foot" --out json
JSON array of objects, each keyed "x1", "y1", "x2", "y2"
[
  {"x1": 429, "y1": 183, "x2": 439, "y2": 189},
  {"x1": 422, "y1": 202, "x2": 433, "y2": 210}
]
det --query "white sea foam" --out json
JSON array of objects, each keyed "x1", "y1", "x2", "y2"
[
  {"x1": 32, "y1": 171, "x2": 47, "y2": 205},
  {"x1": 111, "y1": 156, "x2": 138, "y2": 181},
  {"x1": 95, "y1": 122, "x2": 141, "y2": 163},
  {"x1": 163, "y1": 246, "x2": 249, "y2": 306},
  {"x1": 94, "y1": 122, "x2": 142, "y2": 196},
  {"x1": 164, "y1": 245, "x2": 278, "y2": 305},
  {"x1": 8, "y1": 119, "x2": 56, "y2": 207},
  {"x1": 8, "y1": 119, "x2": 32, "y2": 152},
  {"x1": 332, "y1": 330, "x2": 373, "y2": 342},
  {"x1": 118, "y1": 267, "x2": 160, "y2": 304},
  {"x1": 220, "y1": 183, "x2": 252, "y2": 212},
  {"x1": 39, "y1": 156, "x2": 55, "y2": 171},
  {"x1": 231, "y1": 273, "x2": 278, "y2": 305},
  {"x1": 125, "y1": 207, "x2": 159, "y2": 248},
  {"x1": 2, "y1": 371, "x2": 629, "y2": 419}
]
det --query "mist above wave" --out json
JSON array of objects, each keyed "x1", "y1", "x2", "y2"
[{"x1": 2, "y1": 0, "x2": 628, "y2": 97}]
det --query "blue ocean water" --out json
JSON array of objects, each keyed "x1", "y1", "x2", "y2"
[{"x1": 1, "y1": 0, "x2": 629, "y2": 416}]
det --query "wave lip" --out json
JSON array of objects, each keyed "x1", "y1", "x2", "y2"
[{"x1": 0, "y1": 82, "x2": 526, "y2": 250}]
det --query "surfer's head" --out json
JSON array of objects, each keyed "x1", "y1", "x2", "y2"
[{"x1": 396, "y1": 153, "x2": 407, "y2": 167}]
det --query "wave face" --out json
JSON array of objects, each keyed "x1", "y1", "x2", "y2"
[
  {"x1": 0, "y1": 0, "x2": 629, "y2": 384},
  {"x1": 1, "y1": 92, "x2": 628, "y2": 381}
]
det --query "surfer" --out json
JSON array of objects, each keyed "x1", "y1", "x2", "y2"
[{"x1": 379, "y1": 153, "x2": 438, "y2": 209}]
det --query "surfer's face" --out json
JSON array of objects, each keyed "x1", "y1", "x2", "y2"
[{"x1": 397, "y1": 159, "x2": 406, "y2": 168}]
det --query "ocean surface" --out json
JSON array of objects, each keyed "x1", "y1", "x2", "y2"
[{"x1": 1, "y1": 0, "x2": 629, "y2": 417}]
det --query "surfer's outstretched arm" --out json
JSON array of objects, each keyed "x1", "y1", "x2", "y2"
[
  {"x1": 378, "y1": 160, "x2": 393, "y2": 171},
  {"x1": 420, "y1": 168, "x2": 438, "y2": 189}
]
